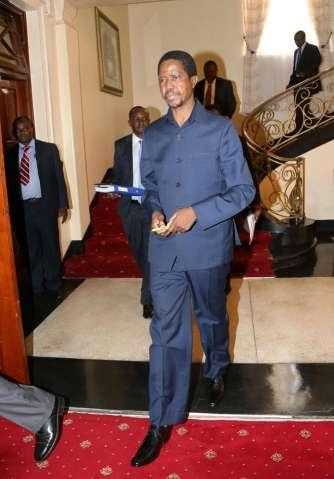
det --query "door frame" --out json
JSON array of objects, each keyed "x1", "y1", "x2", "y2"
[{"x1": 0, "y1": 123, "x2": 29, "y2": 384}]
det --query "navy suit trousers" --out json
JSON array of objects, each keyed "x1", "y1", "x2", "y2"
[
  {"x1": 149, "y1": 262, "x2": 230, "y2": 426},
  {"x1": 119, "y1": 201, "x2": 151, "y2": 305}
]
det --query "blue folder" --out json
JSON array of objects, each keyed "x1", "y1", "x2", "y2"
[{"x1": 95, "y1": 184, "x2": 145, "y2": 196}]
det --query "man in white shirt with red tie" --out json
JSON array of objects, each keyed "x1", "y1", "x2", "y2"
[
  {"x1": 5, "y1": 116, "x2": 68, "y2": 296},
  {"x1": 112, "y1": 106, "x2": 153, "y2": 318},
  {"x1": 194, "y1": 60, "x2": 236, "y2": 118}
]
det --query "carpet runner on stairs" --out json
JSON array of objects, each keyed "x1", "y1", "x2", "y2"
[
  {"x1": 0, "y1": 413, "x2": 332, "y2": 478},
  {"x1": 64, "y1": 195, "x2": 273, "y2": 279}
]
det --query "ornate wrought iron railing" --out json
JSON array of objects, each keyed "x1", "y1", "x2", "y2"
[{"x1": 242, "y1": 66, "x2": 334, "y2": 222}]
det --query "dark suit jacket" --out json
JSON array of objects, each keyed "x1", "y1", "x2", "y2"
[
  {"x1": 112, "y1": 134, "x2": 133, "y2": 187},
  {"x1": 288, "y1": 43, "x2": 322, "y2": 92},
  {"x1": 112, "y1": 134, "x2": 148, "y2": 219},
  {"x1": 194, "y1": 77, "x2": 236, "y2": 118},
  {"x1": 5, "y1": 139, "x2": 69, "y2": 235}
]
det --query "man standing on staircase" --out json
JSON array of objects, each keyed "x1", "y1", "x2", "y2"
[
  {"x1": 287, "y1": 30, "x2": 322, "y2": 132},
  {"x1": 112, "y1": 106, "x2": 153, "y2": 319}
]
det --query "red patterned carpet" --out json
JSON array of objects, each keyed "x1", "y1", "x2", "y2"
[
  {"x1": 64, "y1": 195, "x2": 273, "y2": 279},
  {"x1": 0, "y1": 413, "x2": 333, "y2": 478}
]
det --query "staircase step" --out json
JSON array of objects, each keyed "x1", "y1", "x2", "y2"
[{"x1": 274, "y1": 119, "x2": 334, "y2": 158}]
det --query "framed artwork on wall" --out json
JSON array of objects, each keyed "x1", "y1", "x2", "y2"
[{"x1": 95, "y1": 7, "x2": 123, "y2": 96}]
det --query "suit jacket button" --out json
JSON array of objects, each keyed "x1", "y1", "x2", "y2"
[
  {"x1": 176, "y1": 158, "x2": 182, "y2": 163},
  {"x1": 176, "y1": 182, "x2": 181, "y2": 187}
]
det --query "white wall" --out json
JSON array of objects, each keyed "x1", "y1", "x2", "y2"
[
  {"x1": 25, "y1": 0, "x2": 89, "y2": 253},
  {"x1": 23, "y1": 0, "x2": 135, "y2": 254},
  {"x1": 75, "y1": 5, "x2": 134, "y2": 201},
  {"x1": 303, "y1": 4, "x2": 334, "y2": 220},
  {"x1": 305, "y1": 142, "x2": 334, "y2": 220},
  {"x1": 128, "y1": 0, "x2": 244, "y2": 126}
]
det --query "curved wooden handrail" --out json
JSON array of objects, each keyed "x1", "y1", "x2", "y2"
[
  {"x1": 243, "y1": 65, "x2": 334, "y2": 164},
  {"x1": 247, "y1": 65, "x2": 334, "y2": 119},
  {"x1": 242, "y1": 66, "x2": 334, "y2": 221}
]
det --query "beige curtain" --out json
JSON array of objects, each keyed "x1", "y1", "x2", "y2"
[
  {"x1": 308, "y1": 0, "x2": 333, "y2": 70},
  {"x1": 242, "y1": 0, "x2": 269, "y2": 113}
]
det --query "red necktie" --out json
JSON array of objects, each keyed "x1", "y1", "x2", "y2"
[
  {"x1": 205, "y1": 82, "x2": 212, "y2": 107},
  {"x1": 20, "y1": 145, "x2": 30, "y2": 185}
]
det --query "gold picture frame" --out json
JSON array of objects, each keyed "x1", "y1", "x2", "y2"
[{"x1": 95, "y1": 7, "x2": 123, "y2": 96}]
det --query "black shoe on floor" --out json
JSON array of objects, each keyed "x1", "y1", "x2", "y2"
[
  {"x1": 45, "y1": 288, "x2": 62, "y2": 300},
  {"x1": 207, "y1": 375, "x2": 225, "y2": 408},
  {"x1": 143, "y1": 304, "x2": 153, "y2": 319},
  {"x1": 131, "y1": 424, "x2": 171, "y2": 467},
  {"x1": 34, "y1": 396, "x2": 66, "y2": 462}
]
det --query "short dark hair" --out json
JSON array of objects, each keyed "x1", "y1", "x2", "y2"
[
  {"x1": 158, "y1": 50, "x2": 197, "y2": 77},
  {"x1": 129, "y1": 106, "x2": 146, "y2": 119},
  {"x1": 12, "y1": 116, "x2": 34, "y2": 136},
  {"x1": 295, "y1": 30, "x2": 306, "y2": 39},
  {"x1": 204, "y1": 60, "x2": 217, "y2": 69}
]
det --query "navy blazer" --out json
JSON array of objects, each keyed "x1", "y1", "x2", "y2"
[
  {"x1": 112, "y1": 134, "x2": 151, "y2": 220},
  {"x1": 194, "y1": 77, "x2": 236, "y2": 118},
  {"x1": 288, "y1": 43, "x2": 322, "y2": 92},
  {"x1": 141, "y1": 102, "x2": 255, "y2": 271},
  {"x1": 112, "y1": 134, "x2": 133, "y2": 186},
  {"x1": 112, "y1": 134, "x2": 138, "y2": 218}
]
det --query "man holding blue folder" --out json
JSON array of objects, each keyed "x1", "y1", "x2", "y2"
[{"x1": 112, "y1": 106, "x2": 153, "y2": 318}]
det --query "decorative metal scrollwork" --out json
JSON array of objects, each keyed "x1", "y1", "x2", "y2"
[{"x1": 243, "y1": 66, "x2": 334, "y2": 222}]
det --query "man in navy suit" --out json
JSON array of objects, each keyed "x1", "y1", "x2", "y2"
[
  {"x1": 288, "y1": 31, "x2": 321, "y2": 89},
  {"x1": 112, "y1": 106, "x2": 153, "y2": 318},
  {"x1": 131, "y1": 50, "x2": 255, "y2": 467},
  {"x1": 194, "y1": 60, "x2": 236, "y2": 118},
  {"x1": 287, "y1": 31, "x2": 322, "y2": 131},
  {"x1": 5, "y1": 117, "x2": 68, "y2": 295}
]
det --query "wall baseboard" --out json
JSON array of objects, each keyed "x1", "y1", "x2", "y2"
[
  {"x1": 63, "y1": 240, "x2": 85, "y2": 260},
  {"x1": 63, "y1": 168, "x2": 113, "y2": 260},
  {"x1": 315, "y1": 220, "x2": 334, "y2": 233}
]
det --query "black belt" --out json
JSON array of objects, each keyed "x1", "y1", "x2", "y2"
[
  {"x1": 23, "y1": 198, "x2": 41, "y2": 203},
  {"x1": 130, "y1": 200, "x2": 140, "y2": 204}
]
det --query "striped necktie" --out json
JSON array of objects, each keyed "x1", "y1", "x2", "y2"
[
  {"x1": 20, "y1": 145, "x2": 30, "y2": 185},
  {"x1": 205, "y1": 82, "x2": 212, "y2": 107}
]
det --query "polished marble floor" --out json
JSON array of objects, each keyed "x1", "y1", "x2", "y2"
[
  {"x1": 27, "y1": 277, "x2": 334, "y2": 363},
  {"x1": 30, "y1": 357, "x2": 334, "y2": 418}
]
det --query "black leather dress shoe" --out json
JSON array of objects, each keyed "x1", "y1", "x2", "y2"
[
  {"x1": 131, "y1": 424, "x2": 171, "y2": 467},
  {"x1": 207, "y1": 375, "x2": 225, "y2": 408},
  {"x1": 46, "y1": 288, "x2": 62, "y2": 301},
  {"x1": 34, "y1": 396, "x2": 66, "y2": 462},
  {"x1": 143, "y1": 304, "x2": 153, "y2": 319}
]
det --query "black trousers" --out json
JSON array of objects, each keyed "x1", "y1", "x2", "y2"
[
  {"x1": 120, "y1": 200, "x2": 151, "y2": 305},
  {"x1": 23, "y1": 199, "x2": 62, "y2": 293}
]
